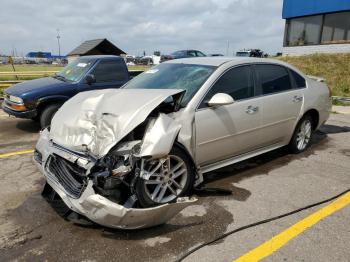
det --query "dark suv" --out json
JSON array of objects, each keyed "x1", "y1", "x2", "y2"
[{"x1": 2, "y1": 55, "x2": 142, "y2": 127}]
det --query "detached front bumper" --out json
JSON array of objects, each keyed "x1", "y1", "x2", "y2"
[{"x1": 35, "y1": 129, "x2": 197, "y2": 229}]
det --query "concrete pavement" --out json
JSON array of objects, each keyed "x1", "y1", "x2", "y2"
[{"x1": 0, "y1": 112, "x2": 349, "y2": 262}]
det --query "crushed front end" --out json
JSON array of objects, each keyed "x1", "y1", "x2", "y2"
[{"x1": 35, "y1": 128, "x2": 196, "y2": 229}]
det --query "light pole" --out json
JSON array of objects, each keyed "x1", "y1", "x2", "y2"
[
  {"x1": 226, "y1": 40, "x2": 230, "y2": 56},
  {"x1": 56, "y1": 29, "x2": 61, "y2": 63}
]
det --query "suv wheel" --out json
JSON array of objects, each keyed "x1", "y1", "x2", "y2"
[{"x1": 40, "y1": 104, "x2": 61, "y2": 128}]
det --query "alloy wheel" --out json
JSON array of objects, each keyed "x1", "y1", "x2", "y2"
[
  {"x1": 296, "y1": 119, "x2": 312, "y2": 151},
  {"x1": 143, "y1": 155, "x2": 188, "y2": 204}
]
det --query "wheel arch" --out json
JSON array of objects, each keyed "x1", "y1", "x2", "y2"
[
  {"x1": 173, "y1": 141, "x2": 196, "y2": 168},
  {"x1": 174, "y1": 141, "x2": 203, "y2": 187},
  {"x1": 36, "y1": 96, "x2": 69, "y2": 116},
  {"x1": 303, "y1": 108, "x2": 320, "y2": 130}
]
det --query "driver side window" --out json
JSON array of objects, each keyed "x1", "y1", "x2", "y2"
[{"x1": 199, "y1": 66, "x2": 254, "y2": 108}]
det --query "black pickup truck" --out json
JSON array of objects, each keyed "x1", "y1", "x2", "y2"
[{"x1": 2, "y1": 55, "x2": 142, "y2": 127}]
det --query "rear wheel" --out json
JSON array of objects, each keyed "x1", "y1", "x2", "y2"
[
  {"x1": 135, "y1": 147, "x2": 195, "y2": 207},
  {"x1": 288, "y1": 115, "x2": 313, "y2": 153},
  {"x1": 40, "y1": 104, "x2": 61, "y2": 128}
]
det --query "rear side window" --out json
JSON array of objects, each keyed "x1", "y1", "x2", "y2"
[
  {"x1": 200, "y1": 66, "x2": 254, "y2": 108},
  {"x1": 187, "y1": 51, "x2": 197, "y2": 57},
  {"x1": 196, "y1": 51, "x2": 206, "y2": 57},
  {"x1": 92, "y1": 60, "x2": 127, "y2": 82},
  {"x1": 291, "y1": 70, "x2": 306, "y2": 88},
  {"x1": 255, "y1": 64, "x2": 292, "y2": 95}
]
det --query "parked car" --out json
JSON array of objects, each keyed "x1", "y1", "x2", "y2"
[
  {"x1": 139, "y1": 55, "x2": 161, "y2": 65},
  {"x1": 2, "y1": 55, "x2": 142, "y2": 127},
  {"x1": 160, "y1": 50, "x2": 206, "y2": 62},
  {"x1": 35, "y1": 57, "x2": 331, "y2": 229},
  {"x1": 236, "y1": 49, "x2": 264, "y2": 57}
]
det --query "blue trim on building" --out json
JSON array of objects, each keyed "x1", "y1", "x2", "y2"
[
  {"x1": 283, "y1": 0, "x2": 350, "y2": 19},
  {"x1": 26, "y1": 52, "x2": 66, "y2": 59}
]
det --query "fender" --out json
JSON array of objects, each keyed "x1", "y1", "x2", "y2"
[
  {"x1": 36, "y1": 95, "x2": 71, "y2": 109},
  {"x1": 138, "y1": 114, "x2": 182, "y2": 158}
]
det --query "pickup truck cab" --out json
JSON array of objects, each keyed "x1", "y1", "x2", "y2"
[{"x1": 2, "y1": 55, "x2": 141, "y2": 127}]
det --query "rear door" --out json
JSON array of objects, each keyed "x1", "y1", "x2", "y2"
[
  {"x1": 86, "y1": 59, "x2": 129, "y2": 90},
  {"x1": 254, "y1": 64, "x2": 304, "y2": 147},
  {"x1": 195, "y1": 65, "x2": 263, "y2": 166}
]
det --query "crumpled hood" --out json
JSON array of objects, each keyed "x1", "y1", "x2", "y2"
[{"x1": 50, "y1": 88, "x2": 184, "y2": 157}]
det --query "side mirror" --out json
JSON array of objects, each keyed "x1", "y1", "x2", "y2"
[
  {"x1": 207, "y1": 93, "x2": 234, "y2": 107},
  {"x1": 85, "y1": 74, "x2": 96, "y2": 85}
]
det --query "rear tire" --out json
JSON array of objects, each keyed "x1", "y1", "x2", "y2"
[
  {"x1": 135, "y1": 147, "x2": 195, "y2": 208},
  {"x1": 40, "y1": 104, "x2": 61, "y2": 128},
  {"x1": 288, "y1": 115, "x2": 313, "y2": 154}
]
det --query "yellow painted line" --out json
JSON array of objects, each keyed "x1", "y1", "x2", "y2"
[
  {"x1": 234, "y1": 191, "x2": 350, "y2": 262},
  {"x1": 0, "y1": 149, "x2": 34, "y2": 158}
]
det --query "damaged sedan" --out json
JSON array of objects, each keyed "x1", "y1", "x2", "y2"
[{"x1": 35, "y1": 57, "x2": 331, "y2": 229}]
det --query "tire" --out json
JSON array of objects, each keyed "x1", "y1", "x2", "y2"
[
  {"x1": 135, "y1": 147, "x2": 195, "y2": 208},
  {"x1": 288, "y1": 115, "x2": 314, "y2": 154},
  {"x1": 39, "y1": 104, "x2": 61, "y2": 128}
]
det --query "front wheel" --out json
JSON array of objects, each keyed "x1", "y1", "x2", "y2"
[
  {"x1": 288, "y1": 115, "x2": 313, "y2": 154},
  {"x1": 40, "y1": 104, "x2": 61, "y2": 128},
  {"x1": 135, "y1": 147, "x2": 195, "y2": 208}
]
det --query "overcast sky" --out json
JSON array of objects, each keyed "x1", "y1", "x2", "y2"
[{"x1": 0, "y1": 0, "x2": 284, "y2": 57}]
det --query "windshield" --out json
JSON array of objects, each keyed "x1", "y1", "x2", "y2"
[
  {"x1": 56, "y1": 58, "x2": 95, "y2": 82},
  {"x1": 123, "y1": 63, "x2": 216, "y2": 107}
]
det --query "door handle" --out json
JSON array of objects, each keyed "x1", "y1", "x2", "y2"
[
  {"x1": 246, "y1": 105, "x2": 259, "y2": 114},
  {"x1": 293, "y1": 95, "x2": 303, "y2": 102}
]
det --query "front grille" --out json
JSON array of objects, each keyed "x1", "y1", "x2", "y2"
[{"x1": 46, "y1": 154, "x2": 87, "y2": 199}]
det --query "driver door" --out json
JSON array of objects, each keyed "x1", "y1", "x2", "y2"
[{"x1": 195, "y1": 65, "x2": 263, "y2": 166}]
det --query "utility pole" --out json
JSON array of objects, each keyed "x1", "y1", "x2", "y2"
[
  {"x1": 56, "y1": 29, "x2": 61, "y2": 63},
  {"x1": 226, "y1": 40, "x2": 230, "y2": 56}
]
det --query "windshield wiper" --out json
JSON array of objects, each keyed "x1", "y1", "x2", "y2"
[{"x1": 53, "y1": 74, "x2": 68, "y2": 82}]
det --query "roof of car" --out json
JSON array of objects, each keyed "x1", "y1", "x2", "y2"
[
  {"x1": 166, "y1": 57, "x2": 286, "y2": 67},
  {"x1": 78, "y1": 55, "x2": 123, "y2": 60}
]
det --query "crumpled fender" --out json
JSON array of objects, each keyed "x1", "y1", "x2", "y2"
[{"x1": 138, "y1": 113, "x2": 181, "y2": 158}]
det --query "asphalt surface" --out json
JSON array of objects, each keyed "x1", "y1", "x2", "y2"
[{"x1": 0, "y1": 110, "x2": 349, "y2": 262}]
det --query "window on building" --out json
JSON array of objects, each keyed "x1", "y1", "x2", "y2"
[
  {"x1": 285, "y1": 11, "x2": 350, "y2": 47},
  {"x1": 321, "y1": 12, "x2": 350, "y2": 44},
  {"x1": 286, "y1": 15, "x2": 323, "y2": 46}
]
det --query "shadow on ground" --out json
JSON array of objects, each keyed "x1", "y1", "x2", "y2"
[{"x1": 16, "y1": 120, "x2": 41, "y2": 133}]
